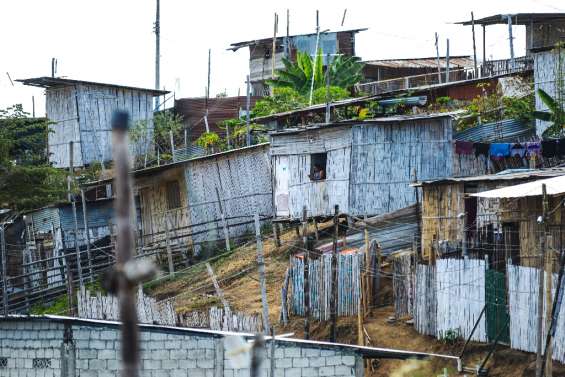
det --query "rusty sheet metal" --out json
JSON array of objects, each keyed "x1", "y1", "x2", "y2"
[{"x1": 363, "y1": 56, "x2": 474, "y2": 69}]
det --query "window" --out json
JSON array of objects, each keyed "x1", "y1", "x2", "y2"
[
  {"x1": 166, "y1": 181, "x2": 181, "y2": 210},
  {"x1": 310, "y1": 153, "x2": 327, "y2": 181}
]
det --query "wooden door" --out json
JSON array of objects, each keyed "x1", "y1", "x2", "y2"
[{"x1": 274, "y1": 156, "x2": 290, "y2": 217}]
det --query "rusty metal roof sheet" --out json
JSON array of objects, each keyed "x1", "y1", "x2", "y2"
[
  {"x1": 363, "y1": 56, "x2": 474, "y2": 69},
  {"x1": 17, "y1": 77, "x2": 169, "y2": 96},
  {"x1": 415, "y1": 168, "x2": 565, "y2": 186}
]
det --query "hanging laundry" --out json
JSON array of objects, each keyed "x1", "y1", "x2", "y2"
[
  {"x1": 541, "y1": 140, "x2": 558, "y2": 158},
  {"x1": 525, "y1": 141, "x2": 541, "y2": 158},
  {"x1": 510, "y1": 143, "x2": 525, "y2": 158},
  {"x1": 474, "y1": 143, "x2": 489, "y2": 157},
  {"x1": 558, "y1": 138, "x2": 565, "y2": 157},
  {"x1": 455, "y1": 140, "x2": 473, "y2": 155},
  {"x1": 489, "y1": 143, "x2": 511, "y2": 158}
]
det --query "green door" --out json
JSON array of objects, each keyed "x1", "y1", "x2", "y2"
[{"x1": 486, "y1": 269, "x2": 510, "y2": 343}]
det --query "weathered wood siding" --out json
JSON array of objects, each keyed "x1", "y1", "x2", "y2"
[
  {"x1": 45, "y1": 86, "x2": 83, "y2": 167},
  {"x1": 45, "y1": 84, "x2": 154, "y2": 167},
  {"x1": 349, "y1": 117, "x2": 458, "y2": 216},
  {"x1": 137, "y1": 166, "x2": 190, "y2": 246},
  {"x1": 58, "y1": 200, "x2": 115, "y2": 248},
  {"x1": 533, "y1": 49, "x2": 565, "y2": 136},
  {"x1": 185, "y1": 144, "x2": 272, "y2": 247},
  {"x1": 270, "y1": 127, "x2": 351, "y2": 218}
]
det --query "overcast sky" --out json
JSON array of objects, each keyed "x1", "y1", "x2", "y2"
[{"x1": 1, "y1": 0, "x2": 564, "y2": 116}]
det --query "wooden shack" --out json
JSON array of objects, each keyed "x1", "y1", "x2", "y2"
[
  {"x1": 17, "y1": 77, "x2": 168, "y2": 168},
  {"x1": 86, "y1": 143, "x2": 272, "y2": 253},
  {"x1": 229, "y1": 28, "x2": 366, "y2": 96},
  {"x1": 269, "y1": 113, "x2": 488, "y2": 220},
  {"x1": 418, "y1": 168, "x2": 565, "y2": 266}
]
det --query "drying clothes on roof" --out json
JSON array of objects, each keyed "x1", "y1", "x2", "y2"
[
  {"x1": 489, "y1": 143, "x2": 511, "y2": 158},
  {"x1": 511, "y1": 143, "x2": 525, "y2": 158},
  {"x1": 455, "y1": 141, "x2": 473, "y2": 155},
  {"x1": 474, "y1": 143, "x2": 489, "y2": 157},
  {"x1": 525, "y1": 141, "x2": 541, "y2": 158}
]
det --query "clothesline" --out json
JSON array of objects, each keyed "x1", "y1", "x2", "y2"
[{"x1": 454, "y1": 139, "x2": 565, "y2": 160}]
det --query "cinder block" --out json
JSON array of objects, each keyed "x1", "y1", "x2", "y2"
[
  {"x1": 171, "y1": 370, "x2": 188, "y2": 377},
  {"x1": 170, "y1": 349, "x2": 188, "y2": 360},
  {"x1": 143, "y1": 359, "x2": 161, "y2": 370},
  {"x1": 150, "y1": 332, "x2": 167, "y2": 341},
  {"x1": 284, "y1": 368, "x2": 302, "y2": 377},
  {"x1": 100, "y1": 331, "x2": 118, "y2": 341},
  {"x1": 161, "y1": 359, "x2": 179, "y2": 369},
  {"x1": 301, "y1": 368, "x2": 319, "y2": 377},
  {"x1": 309, "y1": 357, "x2": 325, "y2": 367},
  {"x1": 320, "y1": 350, "x2": 335, "y2": 357},
  {"x1": 79, "y1": 349, "x2": 98, "y2": 359},
  {"x1": 89, "y1": 340, "x2": 106, "y2": 350},
  {"x1": 98, "y1": 349, "x2": 117, "y2": 360},
  {"x1": 164, "y1": 340, "x2": 181, "y2": 350},
  {"x1": 196, "y1": 357, "x2": 214, "y2": 368},
  {"x1": 319, "y1": 366, "x2": 335, "y2": 376},
  {"x1": 302, "y1": 348, "x2": 320, "y2": 357},
  {"x1": 325, "y1": 356, "x2": 342, "y2": 366},
  {"x1": 335, "y1": 365, "x2": 354, "y2": 375},
  {"x1": 89, "y1": 359, "x2": 107, "y2": 370},
  {"x1": 284, "y1": 348, "x2": 301, "y2": 358},
  {"x1": 275, "y1": 358, "x2": 292, "y2": 368},
  {"x1": 293, "y1": 358, "x2": 309, "y2": 368},
  {"x1": 107, "y1": 359, "x2": 120, "y2": 371},
  {"x1": 178, "y1": 359, "x2": 196, "y2": 369},
  {"x1": 150, "y1": 350, "x2": 170, "y2": 360},
  {"x1": 197, "y1": 339, "x2": 215, "y2": 349},
  {"x1": 341, "y1": 356, "x2": 356, "y2": 367}
]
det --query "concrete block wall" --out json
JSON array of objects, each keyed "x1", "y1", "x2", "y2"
[{"x1": 0, "y1": 318, "x2": 364, "y2": 377}]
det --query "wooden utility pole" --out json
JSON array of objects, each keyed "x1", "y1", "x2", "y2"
[
  {"x1": 80, "y1": 189, "x2": 94, "y2": 282},
  {"x1": 164, "y1": 216, "x2": 174, "y2": 277},
  {"x1": 545, "y1": 201, "x2": 553, "y2": 376},
  {"x1": 363, "y1": 216, "x2": 370, "y2": 312},
  {"x1": 482, "y1": 25, "x2": 487, "y2": 68},
  {"x1": 68, "y1": 142, "x2": 84, "y2": 286},
  {"x1": 330, "y1": 204, "x2": 339, "y2": 342},
  {"x1": 506, "y1": 15, "x2": 515, "y2": 70},
  {"x1": 112, "y1": 111, "x2": 140, "y2": 377},
  {"x1": 271, "y1": 13, "x2": 278, "y2": 81},
  {"x1": 245, "y1": 75, "x2": 251, "y2": 146},
  {"x1": 445, "y1": 38, "x2": 450, "y2": 83},
  {"x1": 254, "y1": 213, "x2": 270, "y2": 334},
  {"x1": 434, "y1": 33, "x2": 441, "y2": 83},
  {"x1": 285, "y1": 9, "x2": 290, "y2": 58},
  {"x1": 536, "y1": 184, "x2": 549, "y2": 377},
  {"x1": 308, "y1": 10, "x2": 321, "y2": 106},
  {"x1": 302, "y1": 206, "x2": 310, "y2": 339},
  {"x1": 1, "y1": 225, "x2": 8, "y2": 316},
  {"x1": 273, "y1": 215, "x2": 281, "y2": 247},
  {"x1": 471, "y1": 12, "x2": 478, "y2": 77},
  {"x1": 325, "y1": 53, "x2": 331, "y2": 124},
  {"x1": 154, "y1": 0, "x2": 160, "y2": 110},
  {"x1": 205, "y1": 49, "x2": 211, "y2": 133},
  {"x1": 205, "y1": 262, "x2": 230, "y2": 313},
  {"x1": 32, "y1": 96, "x2": 35, "y2": 118},
  {"x1": 215, "y1": 187, "x2": 231, "y2": 252}
]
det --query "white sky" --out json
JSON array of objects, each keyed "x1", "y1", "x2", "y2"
[{"x1": 1, "y1": 0, "x2": 564, "y2": 116}]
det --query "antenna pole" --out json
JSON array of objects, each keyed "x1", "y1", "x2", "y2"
[{"x1": 154, "y1": 0, "x2": 160, "y2": 110}]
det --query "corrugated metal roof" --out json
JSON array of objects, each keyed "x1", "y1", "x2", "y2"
[
  {"x1": 454, "y1": 119, "x2": 535, "y2": 142},
  {"x1": 472, "y1": 174, "x2": 565, "y2": 198},
  {"x1": 416, "y1": 168, "x2": 565, "y2": 186},
  {"x1": 17, "y1": 77, "x2": 169, "y2": 96},
  {"x1": 228, "y1": 28, "x2": 368, "y2": 50},
  {"x1": 364, "y1": 56, "x2": 474, "y2": 69},
  {"x1": 456, "y1": 13, "x2": 565, "y2": 26}
]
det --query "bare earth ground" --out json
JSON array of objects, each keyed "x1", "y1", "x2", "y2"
[{"x1": 147, "y1": 225, "x2": 565, "y2": 377}]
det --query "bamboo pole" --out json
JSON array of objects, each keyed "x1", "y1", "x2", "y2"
[
  {"x1": 254, "y1": 213, "x2": 270, "y2": 334},
  {"x1": 330, "y1": 204, "x2": 339, "y2": 342},
  {"x1": 302, "y1": 206, "x2": 310, "y2": 339},
  {"x1": 536, "y1": 184, "x2": 549, "y2": 377}
]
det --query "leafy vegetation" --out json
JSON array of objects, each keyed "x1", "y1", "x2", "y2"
[
  {"x1": 533, "y1": 88, "x2": 565, "y2": 137},
  {"x1": 267, "y1": 50, "x2": 364, "y2": 95},
  {"x1": 0, "y1": 105, "x2": 67, "y2": 211}
]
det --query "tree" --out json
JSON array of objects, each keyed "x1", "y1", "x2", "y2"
[
  {"x1": 0, "y1": 105, "x2": 67, "y2": 211},
  {"x1": 267, "y1": 50, "x2": 364, "y2": 95},
  {"x1": 533, "y1": 88, "x2": 565, "y2": 137}
]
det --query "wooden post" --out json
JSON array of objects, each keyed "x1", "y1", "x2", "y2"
[
  {"x1": 270, "y1": 327, "x2": 276, "y2": 377},
  {"x1": 506, "y1": 15, "x2": 515, "y2": 70},
  {"x1": 280, "y1": 268, "x2": 290, "y2": 325},
  {"x1": 245, "y1": 75, "x2": 251, "y2": 147},
  {"x1": 435, "y1": 33, "x2": 441, "y2": 83},
  {"x1": 254, "y1": 213, "x2": 270, "y2": 334},
  {"x1": 68, "y1": 141, "x2": 84, "y2": 286},
  {"x1": 271, "y1": 13, "x2": 278, "y2": 82},
  {"x1": 273, "y1": 216, "x2": 281, "y2": 247},
  {"x1": 471, "y1": 12, "x2": 478, "y2": 77},
  {"x1": 205, "y1": 262, "x2": 230, "y2": 313},
  {"x1": 302, "y1": 207, "x2": 311, "y2": 339},
  {"x1": 545, "y1": 205, "x2": 553, "y2": 376},
  {"x1": 325, "y1": 53, "x2": 331, "y2": 124},
  {"x1": 214, "y1": 187, "x2": 231, "y2": 252},
  {"x1": 363, "y1": 216, "x2": 370, "y2": 311},
  {"x1": 165, "y1": 215, "x2": 174, "y2": 277},
  {"x1": 169, "y1": 130, "x2": 175, "y2": 161},
  {"x1": 375, "y1": 242, "x2": 382, "y2": 307},
  {"x1": 536, "y1": 184, "x2": 549, "y2": 377},
  {"x1": 445, "y1": 38, "x2": 450, "y2": 83},
  {"x1": 1, "y1": 225, "x2": 8, "y2": 315},
  {"x1": 482, "y1": 25, "x2": 486, "y2": 71},
  {"x1": 330, "y1": 204, "x2": 339, "y2": 342},
  {"x1": 80, "y1": 189, "x2": 94, "y2": 282},
  {"x1": 112, "y1": 111, "x2": 141, "y2": 377}
]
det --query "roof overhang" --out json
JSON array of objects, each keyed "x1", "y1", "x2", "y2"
[
  {"x1": 17, "y1": 77, "x2": 169, "y2": 96},
  {"x1": 456, "y1": 13, "x2": 565, "y2": 26},
  {"x1": 471, "y1": 174, "x2": 565, "y2": 198}
]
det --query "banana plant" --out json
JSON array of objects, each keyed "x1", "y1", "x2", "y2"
[{"x1": 533, "y1": 88, "x2": 565, "y2": 137}]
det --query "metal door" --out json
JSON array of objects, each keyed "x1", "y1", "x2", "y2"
[{"x1": 485, "y1": 269, "x2": 510, "y2": 343}]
